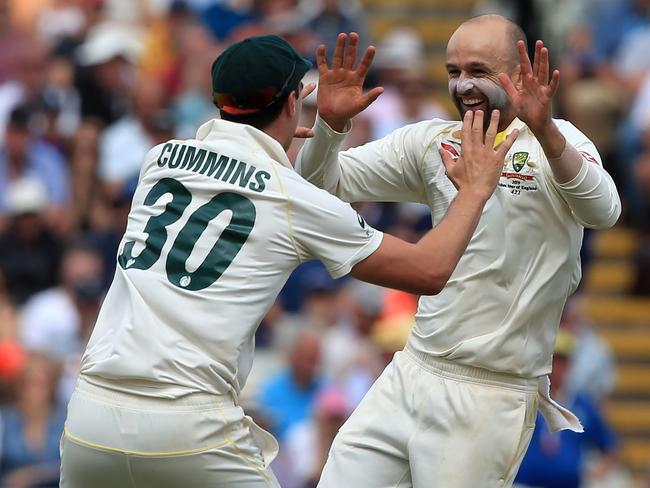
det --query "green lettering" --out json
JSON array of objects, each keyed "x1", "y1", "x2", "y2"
[
  {"x1": 157, "y1": 143, "x2": 173, "y2": 167},
  {"x1": 229, "y1": 161, "x2": 256, "y2": 188},
  {"x1": 168, "y1": 144, "x2": 186, "y2": 169},
  {"x1": 220, "y1": 159, "x2": 238, "y2": 182},
  {"x1": 180, "y1": 146, "x2": 207, "y2": 172},
  {"x1": 201, "y1": 153, "x2": 230, "y2": 178},
  {"x1": 249, "y1": 171, "x2": 271, "y2": 193}
]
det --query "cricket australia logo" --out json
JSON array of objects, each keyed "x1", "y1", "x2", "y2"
[{"x1": 512, "y1": 152, "x2": 529, "y2": 172}]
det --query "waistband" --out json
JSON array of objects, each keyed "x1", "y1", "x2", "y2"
[
  {"x1": 404, "y1": 343, "x2": 538, "y2": 393},
  {"x1": 76, "y1": 376, "x2": 236, "y2": 411}
]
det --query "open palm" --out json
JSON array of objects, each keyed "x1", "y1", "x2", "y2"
[
  {"x1": 316, "y1": 32, "x2": 384, "y2": 131},
  {"x1": 498, "y1": 40, "x2": 560, "y2": 135}
]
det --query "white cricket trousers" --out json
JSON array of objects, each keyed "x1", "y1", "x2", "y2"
[
  {"x1": 60, "y1": 377, "x2": 280, "y2": 488},
  {"x1": 318, "y1": 346, "x2": 539, "y2": 488}
]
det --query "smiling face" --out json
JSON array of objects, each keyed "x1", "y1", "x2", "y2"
[{"x1": 446, "y1": 17, "x2": 522, "y2": 131}]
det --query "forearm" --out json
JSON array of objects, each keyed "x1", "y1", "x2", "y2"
[
  {"x1": 553, "y1": 154, "x2": 621, "y2": 228},
  {"x1": 536, "y1": 122, "x2": 621, "y2": 228},
  {"x1": 350, "y1": 190, "x2": 486, "y2": 295},
  {"x1": 413, "y1": 189, "x2": 486, "y2": 285},
  {"x1": 536, "y1": 121, "x2": 580, "y2": 183}
]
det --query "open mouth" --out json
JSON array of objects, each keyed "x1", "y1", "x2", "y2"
[{"x1": 460, "y1": 97, "x2": 486, "y2": 108}]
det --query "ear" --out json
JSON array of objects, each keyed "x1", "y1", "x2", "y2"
[
  {"x1": 286, "y1": 90, "x2": 298, "y2": 118},
  {"x1": 512, "y1": 64, "x2": 523, "y2": 90}
]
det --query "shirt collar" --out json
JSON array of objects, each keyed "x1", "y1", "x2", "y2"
[
  {"x1": 448, "y1": 117, "x2": 526, "y2": 148},
  {"x1": 195, "y1": 118, "x2": 293, "y2": 169}
]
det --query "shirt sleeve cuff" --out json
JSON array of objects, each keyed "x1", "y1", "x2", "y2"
[{"x1": 315, "y1": 113, "x2": 352, "y2": 137}]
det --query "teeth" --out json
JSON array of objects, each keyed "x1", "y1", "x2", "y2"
[{"x1": 462, "y1": 98, "x2": 483, "y2": 106}]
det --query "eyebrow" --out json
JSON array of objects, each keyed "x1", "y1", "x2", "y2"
[{"x1": 446, "y1": 61, "x2": 492, "y2": 71}]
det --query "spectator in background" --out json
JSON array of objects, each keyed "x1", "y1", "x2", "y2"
[
  {"x1": 97, "y1": 77, "x2": 171, "y2": 197},
  {"x1": 20, "y1": 241, "x2": 105, "y2": 365},
  {"x1": 258, "y1": 328, "x2": 325, "y2": 442},
  {"x1": 303, "y1": 0, "x2": 368, "y2": 54},
  {"x1": 561, "y1": 297, "x2": 617, "y2": 401},
  {"x1": 171, "y1": 22, "x2": 220, "y2": 138},
  {"x1": 0, "y1": 106, "x2": 70, "y2": 232},
  {"x1": 0, "y1": 178, "x2": 64, "y2": 305},
  {"x1": 285, "y1": 387, "x2": 350, "y2": 488},
  {"x1": 363, "y1": 28, "x2": 448, "y2": 140},
  {"x1": 199, "y1": 0, "x2": 257, "y2": 41},
  {"x1": 35, "y1": 0, "x2": 86, "y2": 49},
  {"x1": 0, "y1": 351, "x2": 66, "y2": 488},
  {"x1": 0, "y1": 39, "x2": 48, "y2": 144},
  {"x1": 515, "y1": 330, "x2": 620, "y2": 488},
  {"x1": 74, "y1": 21, "x2": 143, "y2": 127}
]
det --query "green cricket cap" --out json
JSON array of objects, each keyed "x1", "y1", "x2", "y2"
[{"x1": 212, "y1": 35, "x2": 312, "y2": 116}]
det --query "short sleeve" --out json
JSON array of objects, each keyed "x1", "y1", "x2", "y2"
[{"x1": 287, "y1": 175, "x2": 383, "y2": 279}]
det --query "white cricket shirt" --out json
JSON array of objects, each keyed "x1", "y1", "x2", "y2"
[
  {"x1": 297, "y1": 116, "x2": 620, "y2": 378},
  {"x1": 80, "y1": 119, "x2": 383, "y2": 398}
]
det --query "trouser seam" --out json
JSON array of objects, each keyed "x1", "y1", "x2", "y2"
[
  {"x1": 393, "y1": 466, "x2": 411, "y2": 488},
  {"x1": 214, "y1": 402, "x2": 274, "y2": 486}
]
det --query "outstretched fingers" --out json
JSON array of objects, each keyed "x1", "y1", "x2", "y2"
[
  {"x1": 532, "y1": 40, "x2": 542, "y2": 80},
  {"x1": 538, "y1": 44, "x2": 549, "y2": 85},
  {"x1": 439, "y1": 147, "x2": 459, "y2": 190},
  {"x1": 484, "y1": 110, "x2": 500, "y2": 149},
  {"x1": 300, "y1": 82, "x2": 317, "y2": 100},
  {"x1": 343, "y1": 32, "x2": 359, "y2": 70},
  {"x1": 332, "y1": 33, "x2": 347, "y2": 69},
  {"x1": 496, "y1": 129, "x2": 520, "y2": 159},
  {"x1": 498, "y1": 73, "x2": 519, "y2": 104},
  {"x1": 360, "y1": 86, "x2": 385, "y2": 110},
  {"x1": 356, "y1": 45, "x2": 376, "y2": 79},
  {"x1": 460, "y1": 110, "x2": 473, "y2": 150},
  {"x1": 316, "y1": 44, "x2": 327, "y2": 75},
  {"x1": 471, "y1": 110, "x2": 484, "y2": 148},
  {"x1": 517, "y1": 40, "x2": 533, "y2": 78},
  {"x1": 548, "y1": 69, "x2": 560, "y2": 97}
]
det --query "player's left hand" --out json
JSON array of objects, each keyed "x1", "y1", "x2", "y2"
[
  {"x1": 316, "y1": 32, "x2": 384, "y2": 132},
  {"x1": 498, "y1": 40, "x2": 560, "y2": 136}
]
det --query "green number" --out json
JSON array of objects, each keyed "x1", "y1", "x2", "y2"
[
  {"x1": 118, "y1": 178, "x2": 191, "y2": 271},
  {"x1": 166, "y1": 192, "x2": 255, "y2": 290},
  {"x1": 118, "y1": 179, "x2": 256, "y2": 291}
]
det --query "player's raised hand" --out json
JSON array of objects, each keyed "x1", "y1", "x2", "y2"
[
  {"x1": 316, "y1": 32, "x2": 384, "y2": 132},
  {"x1": 440, "y1": 110, "x2": 519, "y2": 201},
  {"x1": 498, "y1": 40, "x2": 560, "y2": 136}
]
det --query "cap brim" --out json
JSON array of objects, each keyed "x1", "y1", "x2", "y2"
[{"x1": 289, "y1": 57, "x2": 312, "y2": 92}]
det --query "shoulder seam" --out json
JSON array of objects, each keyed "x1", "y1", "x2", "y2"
[
  {"x1": 419, "y1": 124, "x2": 457, "y2": 183},
  {"x1": 268, "y1": 161, "x2": 304, "y2": 264}
]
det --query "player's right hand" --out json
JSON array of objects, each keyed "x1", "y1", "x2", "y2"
[
  {"x1": 315, "y1": 32, "x2": 384, "y2": 132},
  {"x1": 440, "y1": 110, "x2": 519, "y2": 202}
]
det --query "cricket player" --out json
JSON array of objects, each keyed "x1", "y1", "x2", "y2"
[
  {"x1": 296, "y1": 17, "x2": 621, "y2": 487},
  {"x1": 59, "y1": 35, "x2": 517, "y2": 487}
]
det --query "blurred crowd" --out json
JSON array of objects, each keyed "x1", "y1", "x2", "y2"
[{"x1": 0, "y1": 0, "x2": 648, "y2": 486}]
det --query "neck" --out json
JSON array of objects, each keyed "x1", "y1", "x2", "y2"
[{"x1": 263, "y1": 121, "x2": 291, "y2": 151}]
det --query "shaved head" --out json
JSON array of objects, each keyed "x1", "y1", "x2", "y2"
[{"x1": 462, "y1": 15, "x2": 527, "y2": 69}]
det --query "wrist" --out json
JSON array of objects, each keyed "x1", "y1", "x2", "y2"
[
  {"x1": 317, "y1": 112, "x2": 349, "y2": 133},
  {"x1": 456, "y1": 187, "x2": 491, "y2": 207},
  {"x1": 533, "y1": 121, "x2": 566, "y2": 158}
]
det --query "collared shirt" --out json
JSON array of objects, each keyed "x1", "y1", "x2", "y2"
[
  {"x1": 80, "y1": 119, "x2": 382, "y2": 398},
  {"x1": 297, "y1": 116, "x2": 620, "y2": 378}
]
